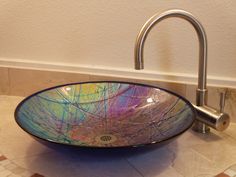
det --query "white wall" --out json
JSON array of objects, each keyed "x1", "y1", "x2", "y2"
[{"x1": 0, "y1": 0, "x2": 235, "y2": 87}]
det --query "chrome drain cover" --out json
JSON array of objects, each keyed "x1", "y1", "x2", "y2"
[{"x1": 95, "y1": 134, "x2": 117, "y2": 144}]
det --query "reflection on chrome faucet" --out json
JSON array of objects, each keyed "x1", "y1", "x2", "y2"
[{"x1": 134, "y1": 9, "x2": 230, "y2": 133}]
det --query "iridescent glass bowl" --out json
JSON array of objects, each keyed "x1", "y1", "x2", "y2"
[{"x1": 15, "y1": 81, "x2": 195, "y2": 148}]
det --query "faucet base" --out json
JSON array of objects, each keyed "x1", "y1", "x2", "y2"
[{"x1": 192, "y1": 121, "x2": 210, "y2": 133}]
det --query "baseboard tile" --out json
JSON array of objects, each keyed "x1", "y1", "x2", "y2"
[{"x1": 0, "y1": 58, "x2": 235, "y2": 88}]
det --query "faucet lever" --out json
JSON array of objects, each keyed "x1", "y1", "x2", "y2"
[{"x1": 219, "y1": 90, "x2": 227, "y2": 113}]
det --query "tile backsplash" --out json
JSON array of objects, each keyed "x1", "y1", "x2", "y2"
[
  {"x1": 0, "y1": 67, "x2": 235, "y2": 122},
  {"x1": 0, "y1": 67, "x2": 9, "y2": 95}
]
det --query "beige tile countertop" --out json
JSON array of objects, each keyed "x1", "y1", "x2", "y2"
[{"x1": 0, "y1": 95, "x2": 236, "y2": 177}]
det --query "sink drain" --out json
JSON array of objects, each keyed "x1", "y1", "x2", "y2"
[{"x1": 95, "y1": 134, "x2": 117, "y2": 144}]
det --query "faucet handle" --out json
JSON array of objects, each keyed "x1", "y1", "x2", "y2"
[{"x1": 219, "y1": 89, "x2": 227, "y2": 113}]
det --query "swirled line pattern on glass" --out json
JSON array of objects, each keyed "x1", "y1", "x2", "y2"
[{"x1": 15, "y1": 82, "x2": 195, "y2": 147}]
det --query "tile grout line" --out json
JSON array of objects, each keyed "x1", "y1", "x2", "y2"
[
  {"x1": 7, "y1": 67, "x2": 11, "y2": 95},
  {"x1": 167, "y1": 146, "x2": 187, "y2": 177},
  {"x1": 0, "y1": 154, "x2": 45, "y2": 177},
  {"x1": 124, "y1": 158, "x2": 145, "y2": 177},
  {"x1": 227, "y1": 134, "x2": 236, "y2": 142}
]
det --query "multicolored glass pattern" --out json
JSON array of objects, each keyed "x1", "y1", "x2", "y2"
[{"x1": 15, "y1": 82, "x2": 195, "y2": 148}]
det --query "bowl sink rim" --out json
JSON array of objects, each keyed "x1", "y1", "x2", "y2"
[{"x1": 15, "y1": 80, "x2": 196, "y2": 149}]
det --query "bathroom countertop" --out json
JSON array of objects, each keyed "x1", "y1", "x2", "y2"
[{"x1": 0, "y1": 95, "x2": 236, "y2": 177}]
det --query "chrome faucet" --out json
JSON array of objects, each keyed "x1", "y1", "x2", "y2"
[{"x1": 134, "y1": 9, "x2": 230, "y2": 133}]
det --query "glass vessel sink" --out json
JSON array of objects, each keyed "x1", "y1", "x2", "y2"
[{"x1": 15, "y1": 81, "x2": 195, "y2": 148}]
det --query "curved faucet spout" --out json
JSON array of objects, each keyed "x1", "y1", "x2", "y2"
[
  {"x1": 134, "y1": 9, "x2": 230, "y2": 133},
  {"x1": 134, "y1": 9, "x2": 208, "y2": 105}
]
